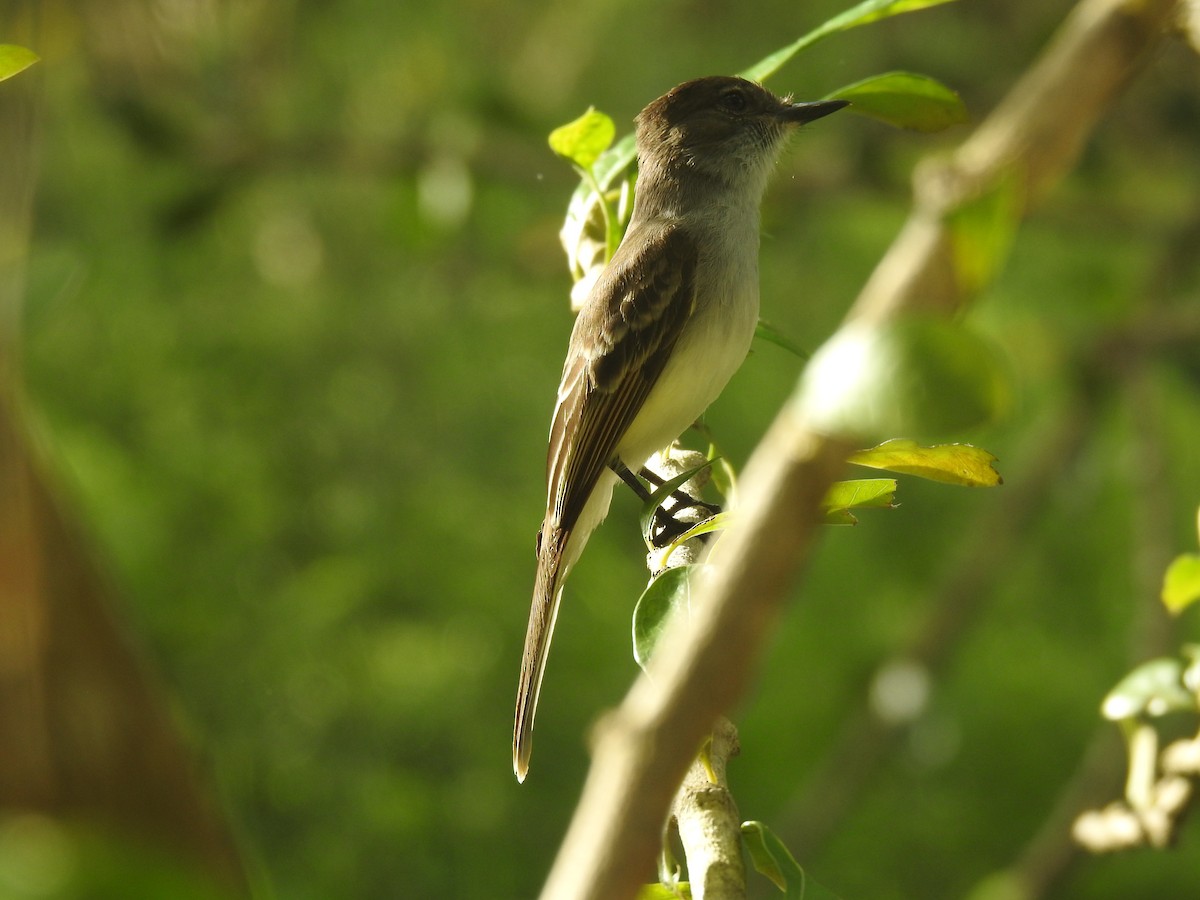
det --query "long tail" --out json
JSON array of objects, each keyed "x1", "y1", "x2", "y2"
[{"x1": 513, "y1": 524, "x2": 568, "y2": 782}]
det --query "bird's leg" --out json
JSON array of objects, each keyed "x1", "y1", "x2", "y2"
[
  {"x1": 610, "y1": 459, "x2": 654, "y2": 502},
  {"x1": 608, "y1": 460, "x2": 719, "y2": 548},
  {"x1": 636, "y1": 466, "x2": 721, "y2": 522}
]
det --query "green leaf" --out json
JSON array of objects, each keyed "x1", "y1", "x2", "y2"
[
  {"x1": 0, "y1": 45, "x2": 39, "y2": 83},
  {"x1": 638, "y1": 459, "x2": 715, "y2": 546},
  {"x1": 636, "y1": 884, "x2": 691, "y2": 900},
  {"x1": 633, "y1": 565, "x2": 703, "y2": 671},
  {"x1": 742, "y1": 821, "x2": 842, "y2": 899},
  {"x1": 688, "y1": 423, "x2": 738, "y2": 501},
  {"x1": 822, "y1": 478, "x2": 897, "y2": 525},
  {"x1": 660, "y1": 511, "x2": 731, "y2": 559},
  {"x1": 945, "y1": 169, "x2": 1021, "y2": 295},
  {"x1": 799, "y1": 317, "x2": 1012, "y2": 440},
  {"x1": 1101, "y1": 658, "x2": 1197, "y2": 721},
  {"x1": 849, "y1": 439, "x2": 1002, "y2": 487},
  {"x1": 591, "y1": 133, "x2": 637, "y2": 191},
  {"x1": 0, "y1": 44, "x2": 39, "y2": 83},
  {"x1": 741, "y1": 0, "x2": 962, "y2": 83},
  {"x1": 828, "y1": 71, "x2": 967, "y2": 133},
  {"x1": 741, "y1": 821, "x2": 796, "y2": 894},
  {"x1": 756, "y1": 319, "x2": 811, "y2": 360},
  {"x1": 1163, "y1": 554, "x2": 1200, "y2": 615},
  {"x1": 549, "y1": 107, "x2": 616, "y2": 170}
]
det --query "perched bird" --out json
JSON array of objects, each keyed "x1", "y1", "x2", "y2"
[{"x1": 514, "y1": 75, "x2": 846, "y2": 781}]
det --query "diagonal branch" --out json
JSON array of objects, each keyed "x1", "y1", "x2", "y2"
[{"x1": 539, "y1": 2, "x2": 1181, "y2": 898}]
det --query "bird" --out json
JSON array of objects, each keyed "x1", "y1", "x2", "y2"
[{"x1": 514, "y1": 75, "x2": 846, "y2": 781}]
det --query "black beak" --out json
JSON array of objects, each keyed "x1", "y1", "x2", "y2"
[{"x1": 780, "y1": 99, "x2": 849, "y2": 125}]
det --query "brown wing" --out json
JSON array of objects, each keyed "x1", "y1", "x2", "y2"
[{"x1": 545, "y1": 222, "x2": 697, "y2": 532}]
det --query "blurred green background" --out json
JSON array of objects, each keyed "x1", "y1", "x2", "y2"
[{"x1": 7, "y1": 0, "x2": 1200, "y2": 897}]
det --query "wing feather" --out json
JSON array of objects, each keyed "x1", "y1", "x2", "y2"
[{"x1": 546, "y1": 222, "x2": 697, "y2": 532}]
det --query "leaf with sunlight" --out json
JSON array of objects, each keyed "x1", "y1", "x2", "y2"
[
  {"x1": 741, "y1": 0, "x2": 962, "y2": 82},
  {"x1": 636, "y1": 883, "x2": 692, "y2": 900},
  {"x1": 849, "y1": 439, "x2": 1002, "y2": 487},
  {"x1": 822, "y1": 478, "x2": 898, "y2": 525},
  {"x1": 633, "y1": 565, "x2": 703, "y2": 671},
  {"x1": 0, "y1": 44, "x2": 39, "y2": 82},
  {"x1": 549, "y1": 107, "x2": 616, "y2": 170},
  {"x1": 829, "y1": 71, "x2": 968, "y2": 132},
  {"x1": 1163, "y1": 554, "x2": 1200, "y2": 615}
]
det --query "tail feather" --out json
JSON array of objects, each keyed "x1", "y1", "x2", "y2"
[{"x1": 513, "y1": 525, "x2": 567, "y2": 782}]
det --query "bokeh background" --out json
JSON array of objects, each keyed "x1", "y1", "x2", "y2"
[{"x1": 4, "y1": 0, "x2": 1200, "y2": 897}]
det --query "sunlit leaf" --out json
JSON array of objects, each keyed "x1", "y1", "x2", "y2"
[
  {"x1": 946, "y1": 169, "x2": 1021, "y2": 295},
  {"x1": 660, "y1": 511, "x2": 731, "y2": 560},
  {"x1": 822, "y1": 479, "x2": 897, "y2": 526},
  {"x1": 829, "y1": 71, "x2": 967, "y2": 132},
  {"x1": 549, "y1": 107, "x2": 616, "y2": 170},
  {"x1": 799, "y1": 318, "x2": 1012, "y2": 440},
  {"x1": 0, "y1": 45, "x2": 39, "y2": 83},
  {"x1": 756, "y1": 319, "x2": 811, "y2": 360},
  {"x1": 741, "y1": 0, "x2": 962, "y2": 82},
  {"x1": 636, "y1": 883, "x2": 691, "y2": 900},
  {"x1": 633, "y1": 565, "x2": 703, "y2": 670},
  {"x1": 1163, "y1": 554, "x2": 1200, "y2": 615},
  {"x1": 849, "y1": 439, "x2": 1002, "y2": 487},
  {"x1": 1102, "y1": 658, "x2": 1197, "y2": 721}
]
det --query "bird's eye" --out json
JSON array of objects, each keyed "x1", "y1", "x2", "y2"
[{"x1": 718, "y1": 88, "x2": 749, "y2": 114}]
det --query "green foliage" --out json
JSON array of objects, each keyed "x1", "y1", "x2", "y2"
[
  {"x1": 636, "y1": 882, "x2": 691, "y2": 900},
  {"x1": 17, "y1": 0, "x2": 1200, "y2": 897},
  {"x1": 548, "y1": 108, "x2": 616, "y2": 170},
  {"x1": 742, "y1": 821, "x2": 843, "y2": 899},
  {"x1": 1163, "y1": 555, "x2": 1200, "y2": 615},
  {"x1": 848, "y1": 439, "x2": 1002, "y2": 487},
  {"x1": 821, "y1": 478, "x2": 898, "y2": 525},
  {"x1": 632, "y1": 565, "x2": 702, "y2": 671},
  {"x1": 828, "y1": 71, "x2": 968, "y2": 132},
  {"x1": 0, "y1": 44, "x2": 38, "y2": 82},
  {"x1": 741, "y1": 0, "x2": 964, "y2": 82},
  {"x1": 0, "y1": 817, "x2": 231, "y2": 900}
]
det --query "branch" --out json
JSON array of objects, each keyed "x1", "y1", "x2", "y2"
[
  {"x1": 539, "y1": 2, "x2": 1180, "y2": 898},
  {"x1": 671, "y1": 718, "x2": 743, "y2": 900}
]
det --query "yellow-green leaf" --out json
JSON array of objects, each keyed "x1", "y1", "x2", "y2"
[
  {"x1": 849, "y1": 439, "x2": 1002, "y2": 487},
  {"x1": 549, "y1": 107, "x2": 616, "y2": 170},
  {"x1": 741, "y1": 0, "x2": 962, "y2": 83},
  {"x1": 1163, "y1": 554, "x2": 1200, "y2": 615},
  {"x1": 829, "y1": 71, "x2": 967, "y2": 133},
  {"x1": 0, "y1": 44, "x2": 40, "y2": 83},
  {"x1": 823, "y1": 478, "x2": 897, "y2": 514},
  {"x1": 636, "y1": 883, "x2": 691, "y2": 900}
]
